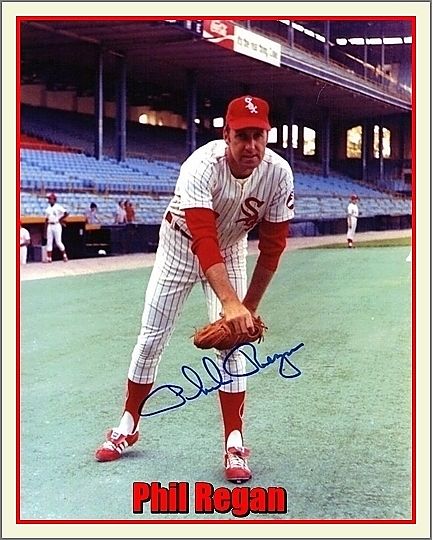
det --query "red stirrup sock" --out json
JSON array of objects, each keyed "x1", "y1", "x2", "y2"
[
  {"x1": 124, "y1": 379, "x2": 153, "y2": 432},
  {"x1": 218, "y1": 390, "x2": 246, "y2": 444}
]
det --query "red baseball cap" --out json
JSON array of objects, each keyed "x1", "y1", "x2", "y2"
[
  {"x1": 225, "y1": 95, "x2": 271, "y2": 130},
  {"x1": 350, "y1": 194, "x2": 359, "y2": 200},
  {"x1": 47, "y1": 192, "x2": 57, "y2": 200}
]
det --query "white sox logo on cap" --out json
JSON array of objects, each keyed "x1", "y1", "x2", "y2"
[
  {"x1": 244, "y1": 96, "x2": 258, "y2": 114},
  {"x1": 225, "y1": 95, "x2": 271, "y2": 130}
]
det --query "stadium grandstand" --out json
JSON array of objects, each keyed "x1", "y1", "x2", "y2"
[{"x1": 19, "y1": 18, "x2": 412, "y2": 260}]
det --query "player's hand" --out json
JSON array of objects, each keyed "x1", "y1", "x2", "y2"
[
  {"x1": 221, "y1": 300, "x2": 254, "y2": 334},
  {"x1": 242, "y1": 303, "x2": 257, "y2": 318}
]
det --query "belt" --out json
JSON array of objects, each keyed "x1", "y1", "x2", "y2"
[
  {"x1": 48, "y1": 222, "x2": 58, "y2": 225},
  {"x1": 165, "y1": 211, "x2": 192, "y2": 241}
]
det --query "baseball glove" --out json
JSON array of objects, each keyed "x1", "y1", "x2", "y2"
[{"x1": 193, "y1": 315, "x2": 267, "y2": 351}]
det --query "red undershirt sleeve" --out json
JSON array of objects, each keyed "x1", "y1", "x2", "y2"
[
  {"x1": 184, "y1": 208, "x2": 224, "y2": 273},
  {"x1": 257, "y1": 219, "x2": 289, "y2": 272}
]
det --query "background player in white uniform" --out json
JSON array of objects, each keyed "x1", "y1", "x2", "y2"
[
  {"x1": 347, "y1": 194, "x2": 360, "y2": 248},
  {"x1": 95, "y1": 96, "x2": 295, "y2": 483},
  {"x1": 20, "y1": 224, "x2": 31, "y2": 265},
  {"x1": 44, "y1": 193, "x2": 69, "y2": 262}
]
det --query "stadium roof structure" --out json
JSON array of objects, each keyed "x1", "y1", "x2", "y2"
[
  {"x1": 295, "y1": 19, "x2": 412, "y2": 38},
  {"x1": 20, "y1": 19, "x2": 412, "y2": 125},
  {"x1": 294, "y1": 20, "x2": 412, "y2": 64}
]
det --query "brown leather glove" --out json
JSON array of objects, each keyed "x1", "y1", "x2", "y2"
[{"x1": 193, "y1": 315, "x2": 267, "y2": 350}]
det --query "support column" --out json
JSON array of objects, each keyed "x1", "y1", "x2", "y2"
[
  {"x1": 115, "y1": 55, "x2": 127, "y2": 162},
  {"x1": 321, "y1": 109, "x2": 330, "y2": 178},
  {"x1": 287, "y1": 22, "x2": 294, "y2": 47},
  {"x1": 285, "y1": 98, "x2": 294, "y2": 167},
  {"x1": 378, "y1": 120, "x2": 384, "y2": 183},
  {"x1": 278, "y1": 124, "x2": 285, "y2": 153},
  {"x1": 380, "y1": 24, "x2": 386, "y2": 85},
  {"x1": 363, "y1": 42, "x2": 368, "y2": 80},
  {"x1": 366, "y1": 120, "x2": 374, "y2": 183},
  {"x1": 324, "y1": 21, "x2": 330, "y2": 62},
  {"x1": 361, "y1": 121, "x2": 368, "y2": 181},
  {"x1": 94, "y1": 48, "x2": 104, "y2": 160},
  {"x1": 298, "y1": 122, "x2": 304, "y2": 159},
  {"x1": 399, "y1": 114, "x2": 406, "y2": 173},
  {"x1": 186, "y1": 69, "x2": 197, "y2": 155}
]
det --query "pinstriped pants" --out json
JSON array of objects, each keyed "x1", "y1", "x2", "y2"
[{"x1": 128, "y1": 218, "x2": 248, "y2": 392}]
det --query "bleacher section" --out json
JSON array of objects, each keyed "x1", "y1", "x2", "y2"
[
  {"x1": 20, "y1": 147, "x2": 411, "y2": 224},
  {"x1": 21, "y1": 104, "x2": 208, "y2": 162},
  {"x1": 293, "y1": 195, "x2": 411, "y2": 220},
  {"x1": 21, "y1": 148, "x2": 411, "y2": 223},
  {"x1": 21, "y1": 133, "x2": 77, "y2": 152},
  {"x1": 20, "y1": 149, "x2": 179, "y2": 194},
  {"x1": 293, "y1": 172, "x2": 411, "y2": 218},
  {"x1": 20, "y1": 188, "x2": 412, "y2": 225},
  {"x1": 295, "y1": 173, "x2": 387, "y2": 198},
  {"x1": 20, "y1": 103, "x2": 412, "y2": 217},
  {"x1": 20, "y1": 106, "x2": 411, "y2": 226}
]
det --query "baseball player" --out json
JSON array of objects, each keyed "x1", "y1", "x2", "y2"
[
  {"x1": 95, "y1": 96, "x2": 295, "y2": 483},
  {"x1": 347, "y1": 194, "x2": 359, "y2": 248},
  {"x1": 20, "y1": 223, "x2": 31, "y2": 265},
  {"x1": 44, "y1": 193, "x2": 69, "y2": 262}
]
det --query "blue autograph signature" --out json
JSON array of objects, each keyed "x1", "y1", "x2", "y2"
[{"x1": 140, "y1": 341, "x2": 305, "y2": 417}]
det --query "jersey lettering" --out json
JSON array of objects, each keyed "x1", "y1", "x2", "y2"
[
  {"x1": 286, "y1": 191, "x2": 294, "y2": 211},
  {"x1": 236, "y1": 197, "x2": 265, "y2": 230}
]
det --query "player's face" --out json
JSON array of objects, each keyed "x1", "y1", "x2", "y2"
[{"x1": 224, "y1": 127, "x2": 268, "y2": 178}]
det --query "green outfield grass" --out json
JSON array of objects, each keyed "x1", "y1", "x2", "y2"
[
  {"x1": 20, "y1": 246, "x2": 412, "y2": 520},
  {"x1": 304, "y1": 236, "x2": 411, "y2": 249}
]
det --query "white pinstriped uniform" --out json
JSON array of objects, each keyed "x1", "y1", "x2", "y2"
[
  {"x1": 128, "y1": 140, "x2": 294, "y2": 393},
  {"x1": 45, "y1": 203, "x2": 67, "y2": 252},
  {"x1": 20, "y1": 227, "x2": 30, "y2": 265}
]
